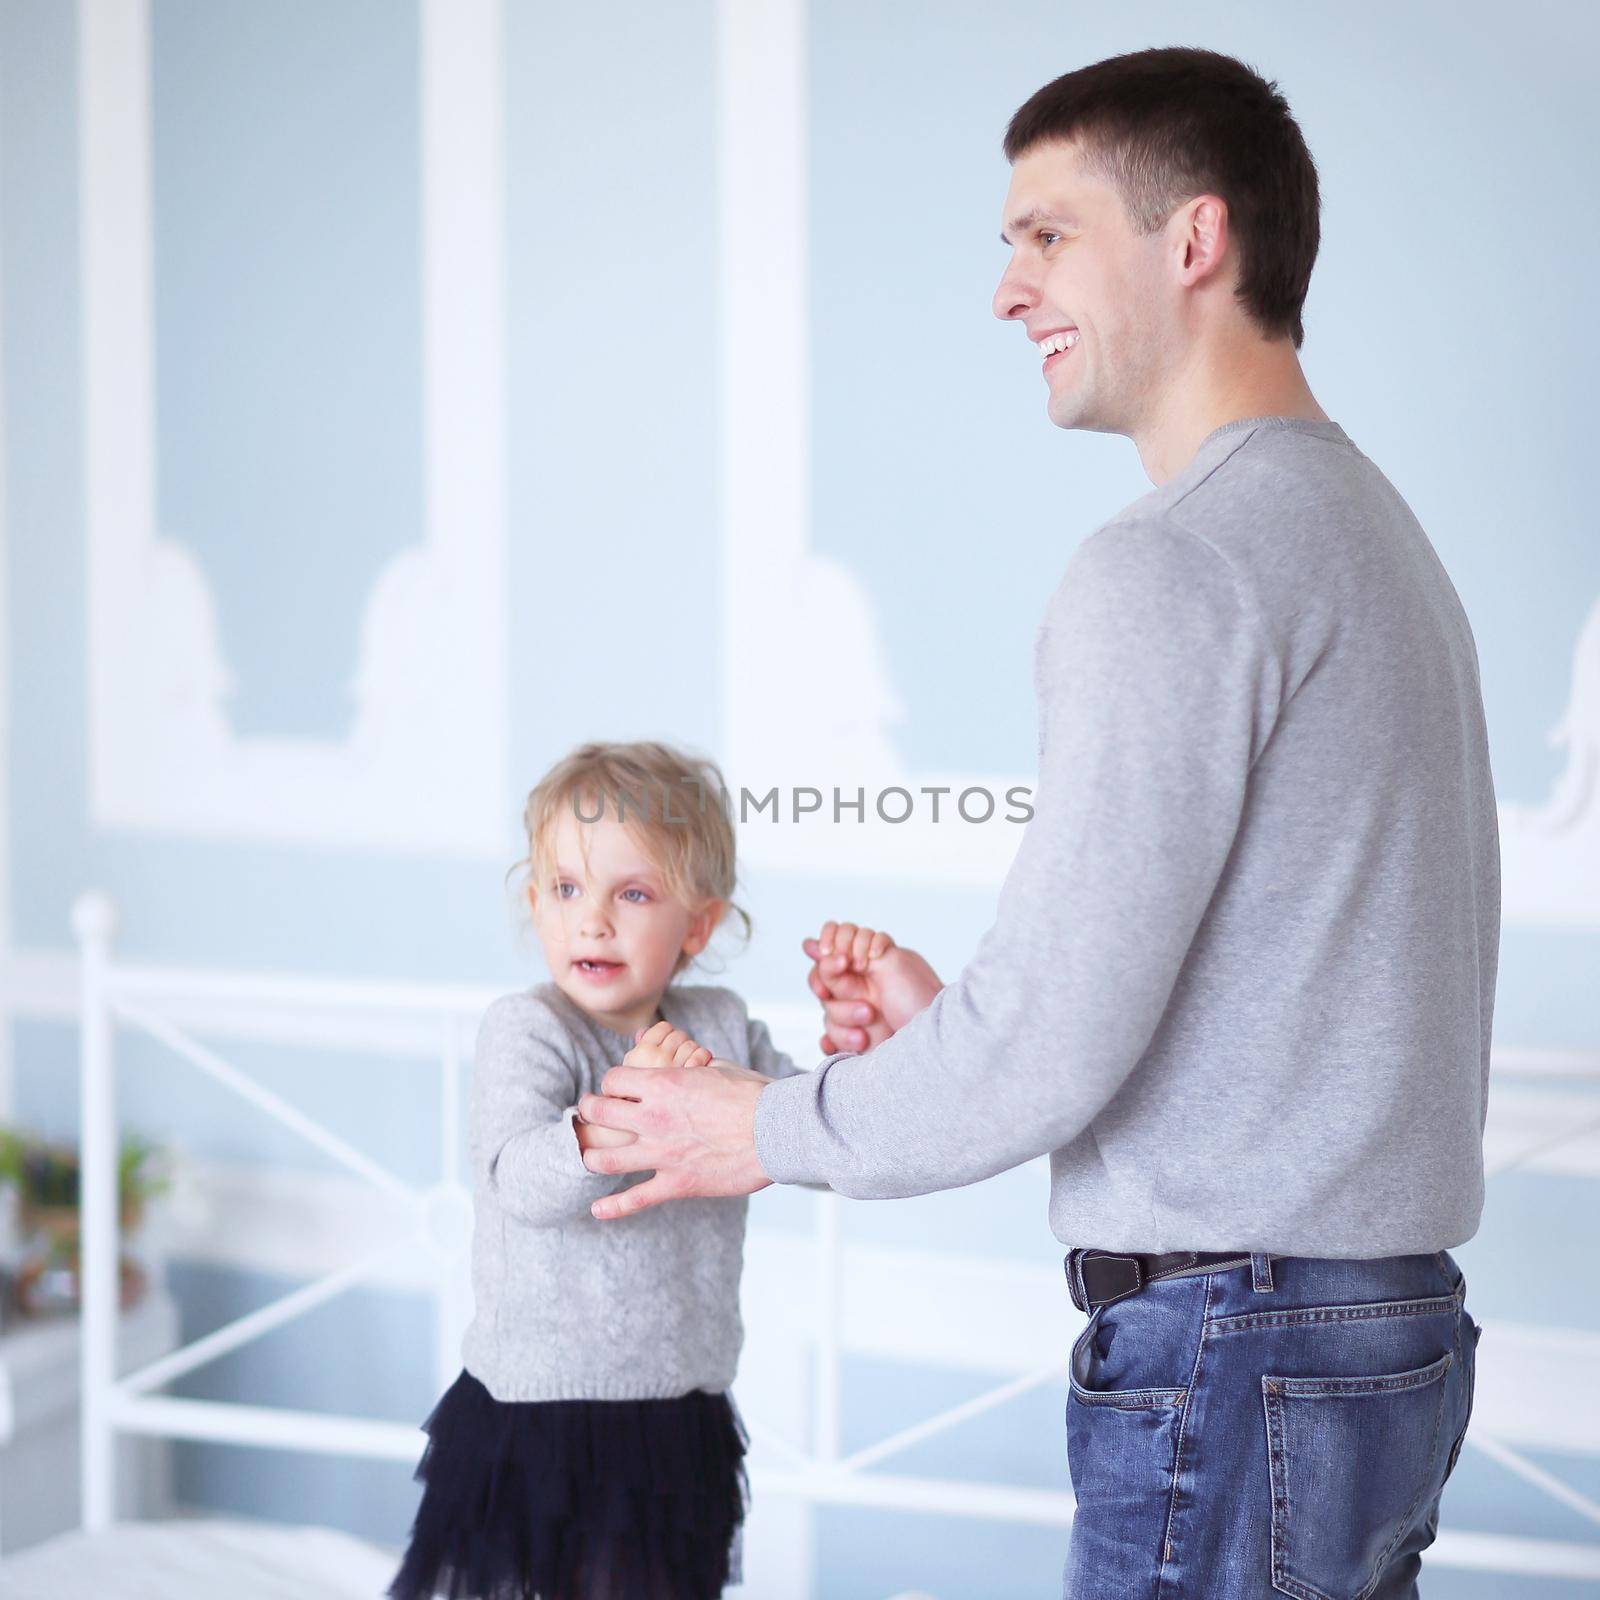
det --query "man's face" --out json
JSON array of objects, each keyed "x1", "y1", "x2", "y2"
[{"x1": 992, "y1": 139, "x2": 1177, "y2": 436}]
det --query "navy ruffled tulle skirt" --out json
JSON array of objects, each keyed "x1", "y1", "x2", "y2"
[{"x1": 387, "y1": 1369, "x2": 750, "y2": 1600}]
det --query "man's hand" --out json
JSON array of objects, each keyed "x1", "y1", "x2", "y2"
[
  {"x1": 802, "y1": 920, "x2": 945, "y2": 1053},
  {"x1": 573, "y1": 1022, "x2": 712, "y2": 1156},
  {"x1": 576, "y1": 1030, "x2": 774, "y2": 1218}
]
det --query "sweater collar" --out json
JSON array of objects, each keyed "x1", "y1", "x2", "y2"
[{"x1": 546, "y1": 979, "x2": 671, "y2": 1054}]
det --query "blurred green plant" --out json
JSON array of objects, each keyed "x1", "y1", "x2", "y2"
[
  {"x1": 1, "y1": 1127, "x2": 167, "y2": 1313},
  {"x1": 0, "y1": 1125, "x2": 172, "y2": 1217}
]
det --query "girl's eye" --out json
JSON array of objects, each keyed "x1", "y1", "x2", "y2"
[
  {"x1": 556, "y1": 881, "x2": 577, "y2": 899},
  {"x1": 621, "y1": 888, "x2": 650, "y2": 904}
]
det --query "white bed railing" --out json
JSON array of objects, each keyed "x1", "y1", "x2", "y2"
[
  {"x1": 70, "y1": 891, "x2": 1600, "y2": 1588},
  {"x1": 73, "y1": 891, "x2": 482, "y2": 1523}
]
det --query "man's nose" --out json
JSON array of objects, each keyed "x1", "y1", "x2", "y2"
[{"x1": 992, "y1": 264, "x2": 1037, "y2": 323}]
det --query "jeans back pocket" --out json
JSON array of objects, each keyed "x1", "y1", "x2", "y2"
[{"x1": 1263, "y1": 1349, "x2": 1453, "y2": 1600}]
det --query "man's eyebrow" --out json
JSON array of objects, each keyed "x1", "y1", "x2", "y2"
[{"x1": 1000, "y1": 206, "x2": 1071, "y2": 246}]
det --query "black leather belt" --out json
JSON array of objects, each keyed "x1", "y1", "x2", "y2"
[{"x1": 1066, "y1": 1248, "x2": 1259, "y2": 1313}]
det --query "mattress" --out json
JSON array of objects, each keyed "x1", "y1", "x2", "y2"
[{"x1": 0, "y1": 1516, "x2": 400, "y2": 1598}]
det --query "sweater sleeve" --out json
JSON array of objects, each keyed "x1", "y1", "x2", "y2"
[
  {"x1": 470, "y1": 993, "x2": 635, "y2": 1225},
  {"x1": 751, "y1": 518, "x2": 1282, "y2": 1198},
  {"x1": 738, "y1": 1004, "x2": 833, "y2": 1195}
]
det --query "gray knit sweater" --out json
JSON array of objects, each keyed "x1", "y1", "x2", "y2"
[
  {"x1": 461, "y1": 979, "x2": 803, "y2": 1401},
  {"x1": 754, "y1": 416, "x2": 1500, "y2": 1259}
]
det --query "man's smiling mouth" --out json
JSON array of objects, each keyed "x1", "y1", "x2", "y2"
[
  {"x1": 1036, "y1": 328, "x2": 1080, "y2": 376},
  {"x1": 1035, "y1": 328, "x2": 1080, "y2": 358}
]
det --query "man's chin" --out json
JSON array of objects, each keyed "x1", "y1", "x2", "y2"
[
  {"x1": 1046, "y1": 384, "x2": 1091, "y2": 431},
  {"x1": 1048, "y1": 392, "x2": 1116, "y2": 435}
]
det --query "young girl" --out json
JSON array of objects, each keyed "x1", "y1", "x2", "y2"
[{"x1": 388, "y1": 739, "x2": 897, "y2": 1600}]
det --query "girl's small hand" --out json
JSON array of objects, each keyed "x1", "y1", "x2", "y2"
[
  {"x1": 813, "y1": 921, "x2": 894, "y2": 975},
  {"x1": 623, "y1": 1019, "x2": 714, "y2": 1072},
  {"x1": 803, "y1": 923, "x2": 944, "y2": 1054},
  {"x1": 575, "y1": 1115, "x2": 637, "y2": 1152}
]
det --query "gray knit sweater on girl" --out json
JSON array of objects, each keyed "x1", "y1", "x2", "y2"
[{"x1": 460, "y1": 979, "x2": 804, "y2": 1401}]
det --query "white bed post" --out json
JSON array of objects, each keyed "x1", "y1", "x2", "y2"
[
  {"x1": 74, "y1": 890, "x2": 119, "y2": 1531},
  {"x1": 436, "y1": 1013, "x2": 468, "y2": 1394},
  {"x1": 815, "y1": 1192, "x2": 842, "y2": 1462}
]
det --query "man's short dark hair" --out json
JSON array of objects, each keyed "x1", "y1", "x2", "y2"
[{"x1": 1004, "y1": 47, "x2": 1320, "y2": 348}]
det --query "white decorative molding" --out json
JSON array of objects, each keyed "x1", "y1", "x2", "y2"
[
  {"x1": 1500, "y1": 590, "x2": 1600, "y2": 925},
  {"x1": 77, "y1": 0, "x2": 507, "y2": 856},
  {"x1": 716, "y1": 0, "x2": 1028, "y2": 885}
]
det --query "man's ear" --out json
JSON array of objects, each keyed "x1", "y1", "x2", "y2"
[
  {"x1": 681, "y1": 898, "x2": 725, "y2": 958},
  {"x1": 1174, "y1": 192, "x2": 1230, "y2": 288}
]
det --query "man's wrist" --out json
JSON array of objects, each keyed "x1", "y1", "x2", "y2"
[
  {"x1": 747, "y1": 1078, "x2": 775, "y2": 1186},
  {"x1": 750, "y1": 1065, "x2": 820, "y2": 1187}
]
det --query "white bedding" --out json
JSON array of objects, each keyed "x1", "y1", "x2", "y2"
[{"x1": 0, "y1": 1517, "x2": 400, "y2": 1598}]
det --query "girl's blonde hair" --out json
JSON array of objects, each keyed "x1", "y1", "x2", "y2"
[{"x1": 512, "y1": 740, "x2": 753, "y2": 980}]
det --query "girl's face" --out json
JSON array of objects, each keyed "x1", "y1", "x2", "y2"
[{"x1": 528, "y1": 808, "x2": 722, "y2": 1038}]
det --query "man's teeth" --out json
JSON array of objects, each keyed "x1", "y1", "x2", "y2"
[{"x1": 1036, "y1": 330, "x2": 1080, "y2": 357}]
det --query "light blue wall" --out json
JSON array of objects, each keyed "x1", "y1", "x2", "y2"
[
  {"x1": 4, "y1": 0, "x2": 1598, "y2": 1594},
  {"x1": 151, "y1": 0, "x2": 425, "y2": 742}
]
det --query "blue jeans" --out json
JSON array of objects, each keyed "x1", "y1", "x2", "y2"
[{"x1": 1062, "y1": 1250, "x2": 1480, "y2": 1599}]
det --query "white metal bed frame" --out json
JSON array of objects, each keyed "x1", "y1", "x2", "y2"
[{"x1": 70, "y1": 891, "x2": 1600, "y2": 1589}]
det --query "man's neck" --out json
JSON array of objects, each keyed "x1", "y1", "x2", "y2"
[{"x1": 1133, "y1": 336, "x2": 1328, "y2": 487}]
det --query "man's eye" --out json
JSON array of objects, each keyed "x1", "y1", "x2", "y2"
[{"x1": 1039, "y1": 231, "x2": 1060, "y2": 246}]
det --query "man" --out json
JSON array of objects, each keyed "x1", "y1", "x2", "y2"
[{"x1": 577, "y1": 46, "x2": 1497, "y2": 1599}]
